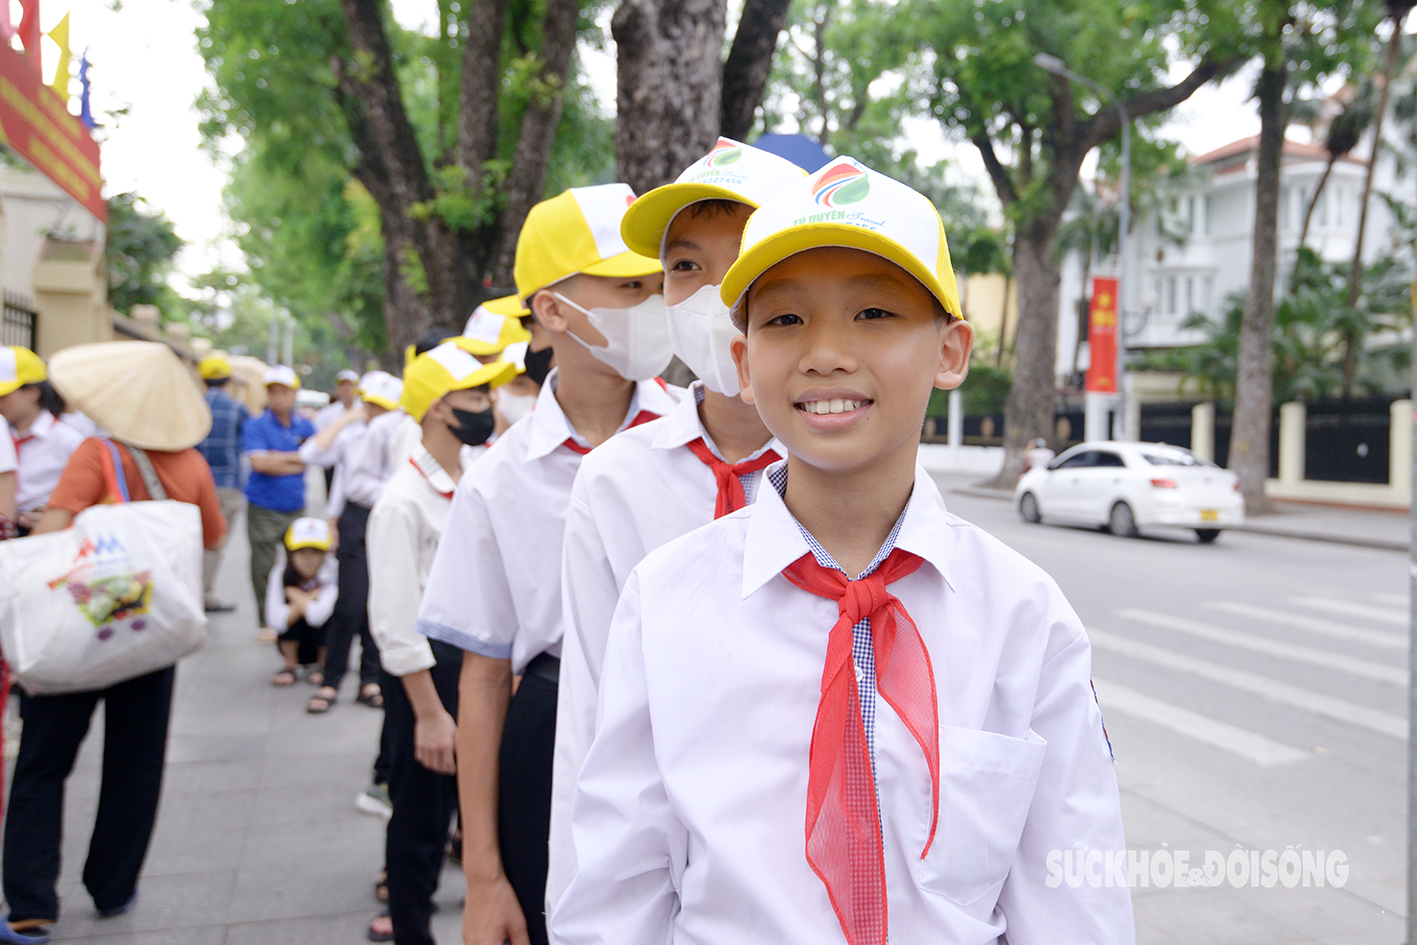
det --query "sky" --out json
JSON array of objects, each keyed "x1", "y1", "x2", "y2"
[{"x1": 44, "y1": 0, "x2": 1273, "y2": 291}]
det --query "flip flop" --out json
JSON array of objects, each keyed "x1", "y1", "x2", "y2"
[
  {"x1": 367, "y1": 910, "x2": 393, "y2": 943},
  {"x1": 271, "y1": 669, "x2": 298, "y2": 687},
  {"x1": 356, "y1": 684, "x2": 383, "y2": 708},
  {"x1": 307, "y1": 688, "x2": 338, "y2": 714}
]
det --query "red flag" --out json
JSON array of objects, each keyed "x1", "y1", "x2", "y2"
[
  {"x1": 1085, "y1": 276, "x2": 1118, "y2": 394},
  {"x1": 17, "y1": 0, "x2": 39, "y2": 73},
  {"x1": 0, "y1": 1, "x2": 13, "y2": 45}
]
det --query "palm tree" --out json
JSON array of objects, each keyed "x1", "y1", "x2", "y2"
[{"x1": 1295, "y1": 81, "x2": 1374, "y2": 252}]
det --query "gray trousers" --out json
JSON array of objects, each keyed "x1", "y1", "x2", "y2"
[
  {"x1": 247, "y1": 503, "x2": 300, "y2": 622},
  {"x1": 202, "y1": 487, "x2": 246, "y2": 600}
]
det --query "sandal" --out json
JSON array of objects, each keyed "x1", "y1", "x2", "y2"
[
  {"x1": 0, "y1": 918, "x2": 52, "y2": 944},
  {"x1": 367, "y1": 910, "x2": 393, "y2": 943},
  {"x1": 356, "y1": 683, "x2": 384, "y2": 708},
  {"x1": 306, "y1": 668, "x2": 325, "y2": 687},
  {"x1": 271, "y1": 669, "x2": 297, "y2": 687},
  {"x1": 306, "y1": 687, "x2": 338, "y2": 714},
  {"x1": 373, "y1": 871, "x2": 389, "y2": 903}
]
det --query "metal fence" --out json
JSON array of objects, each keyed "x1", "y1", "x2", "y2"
[{"x1": 2, "y1": 292, "x2": 36, "y2": 351}]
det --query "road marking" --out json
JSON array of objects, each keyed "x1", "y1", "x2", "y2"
[
  {"x1": 1087, "y1": 628, "x2": 1408, "y2": 740},
  {"x1": 1292, "y1": 597, "x2": 1406, "y2": 627},
  {"x1": 1377, "y1": 593, "x2": 1408, "y2": 608},
  {"x1": 1205, "y1": 601, "x2": 1406, "y2": 650},
  {"x1": 1116, "y1": 608, "x2": 1407, "y2": 684},
  {"x1": 1092, "y1": 678, "x2": 1310, "y2": 766}
]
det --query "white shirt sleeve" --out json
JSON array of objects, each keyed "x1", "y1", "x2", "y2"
[
  {"x1": 303, "y1": 558, "x2": 341, "y2": 628},
  {"x1": 0, "y1": 416, "x2": 16, "y2": 474},
  {"x1": 551, "y1": 571, "x2": 687, "y2": 945},
  {"x1": 996, "y1": 615, "x2": 1134, "y2": 942},
  {"x1": 368, "y1": 489, "x2": 436, "y2": 677},
  {"x1": 416, "y1": 478, "x2": 517, "y2": 659},
  {"x1": 264, "y1": 562, "x2": 290, "y2": 630},
  {"x1": 343, "y1": 417, "x2": 392, "y2": 508}
]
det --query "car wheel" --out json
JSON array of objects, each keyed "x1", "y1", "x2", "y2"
[
  {"x1": 1019, "y1": 492, "x2": 1041, "y2": 523},
  {"x1": 1108, "y1": 501, "x2": 1138, "y2": 538},
  {"x1": 1195, "y1": 528, "x2": 1221, "y2": 544}
]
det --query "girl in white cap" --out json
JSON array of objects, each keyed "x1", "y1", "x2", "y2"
[{"x1": 266, "y1": 518, "x2": 339, "y2": 687}]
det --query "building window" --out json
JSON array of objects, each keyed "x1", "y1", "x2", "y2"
[
  {"x1": 1166, "y1": 276, "x2": 1177, "y2": 315},
  {"x1": 1184, "y1": 276, "x2": 1194, "y2": 315},
  {"x1": 1334, "y1": 186, "x2": 1344, "y2": 227},
  {"x1": 1201, "y1": 195, "x2": 1212, "y2": 235},
  {"x1": 1201, "y1": 276, "x2": 1213, "y2": 316},
  {"x1": 1317, "y1": 187, "x2": 1328, "y2": 227}
]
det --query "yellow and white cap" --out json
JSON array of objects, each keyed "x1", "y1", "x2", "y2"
[
  {"x1": 500, "y1": 341, "x2": 529, "y2": 375},
  {"x1": 0, "y1": 346, "x2": 46, "y2": 397},
  {"x1": 400, "y1": 340, "x2": 516, "y2": 422},
  {"x1": 335, "y1": 369, "x2": 360, "y2": 384},
  {"x1": 263, "y1": 364, "x2": 301, "y2": 390},
  {"x1": 198, "y1": 354, "x2": 232, "y2": 381},
  {"x1": 358, "y1": 370, "x2": 403, "y2": 411},
  {"x1": 458, "y1": 295, "x2": 533, "y2": 356},
  {"x1": 513, "y1": 183, "x2": 661, "y2": 302},
  {"x1": 285, "y1": 517, "x2": 333, "y2": 552},
  {"x1": 720, "y1": 157, "x2": 962, "y2": 319},
  {"x1": 621, "y1": 138, "x2": 807, "y2": 257}
]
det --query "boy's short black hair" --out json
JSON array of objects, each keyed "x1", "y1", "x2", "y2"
[
  {"x1": 204, "y1": 377, "x2": 229, "y2": 388},
  {"x1": 685, "y1": 198, "x2": 747, "y2": 221}
]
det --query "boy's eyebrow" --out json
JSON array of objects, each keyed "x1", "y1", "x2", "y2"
[
  {"x1": 752, "y1": 269, "x2": 912, "y2": 306},
  {"x1": 749, "y1": 276, "x2": 805, "y2": 305},
  {"x1": 663, "y1": 236, "x2": 703, "y2": 255}
]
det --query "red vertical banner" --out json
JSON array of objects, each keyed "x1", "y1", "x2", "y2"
[
  {"x1": 17, "y1": 0, "x2": 39, "y2": 72},
  {"x1": 1085, "y1": 276, "x2": 1118, "y2": 393}
]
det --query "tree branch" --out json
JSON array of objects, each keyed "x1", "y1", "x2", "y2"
[
  {"x1": 1079, "y1": 52, "x2": 1243, "y2": 154},
  {"x1": 972, "y1": 131, "x2": 1018, "y2": 206},
  {"x1": 720, "y1": 0, "x2": 792, "y2": 140},
  {"x1": 455, "y1": 0, "x2": 513, "y2": 179}
]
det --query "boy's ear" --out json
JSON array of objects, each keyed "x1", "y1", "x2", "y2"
[
  {"x1": 934, "y1": 318, "x2": 973, "y2": 391},
  {"x1": 730, "y1": 334, "x2": 754, "y2": 405},
  {"x1": 530, "y1": 290, "x2": 569, "y2": 334}
]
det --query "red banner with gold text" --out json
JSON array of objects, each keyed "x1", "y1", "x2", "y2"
[{"x1": 1085, "y1": 276, "x2": 1118, "y2": 393}]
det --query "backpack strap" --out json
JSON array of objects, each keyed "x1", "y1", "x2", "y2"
[
  {"x1": 126, "y1": 444, "x2": 168, "y2": 501},
  {"x1": 99, "y1": 440, "x2": 130, "y2": 504}
]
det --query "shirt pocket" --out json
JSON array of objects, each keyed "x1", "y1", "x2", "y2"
[{"x1": 915, "y1": 726, "x2": 1048, "y2": 907}]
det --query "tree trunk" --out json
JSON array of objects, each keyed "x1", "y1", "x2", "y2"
[
  {"x1": 613, "y1": 0, "x2": 727, "y2": 195},
  {"x1": 1230, "y1": 63, "x2": 1286, "y2": 515},
  {"x1": 720, "y1": 0, "x2": 792, "y2": 140},
  {"x1": 995, "y1": 273, "x2": 1011, "y2": 368},
  {"x1": 1295, "y1": 155, "x2": 1336, "y2": 252},
  {"x1": 1341, "y1": 16, "x2": 1404, "y2": 397}
]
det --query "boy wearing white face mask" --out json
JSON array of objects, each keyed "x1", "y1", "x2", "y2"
[
  {"x1": 416, "y1": 183, "x2": 680, "y2": 945},
  {"x1": 547, "y1": 139, "x2": 805, "y2": 921}
]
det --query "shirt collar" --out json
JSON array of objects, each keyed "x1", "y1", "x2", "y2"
[
  {"x1": 409, "y1": 444, "x2": 458, "y2": 497},
  {"x1": 651, "y1": 381, "x2": 781, "y2": 465},
  {"x1": 19, "y1": 410, "x2": 57, "y2": 441},
  {"x1": 524, "y1": 368, "x2": 680, "y2": 461},
  {"x1": 741, "y1": 461, "x2": 954, "y2": 599}
]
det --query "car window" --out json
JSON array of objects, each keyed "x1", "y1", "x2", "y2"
[
  {"x1": 1094, "y1": 451, "x2": 1127, "y2": 467},
  {"x1": 1140, "y1": 448, "x2": 1209, "y2": 467},
  {"x1": 1052, "y1": 451, "x2": 1095, "y2": 469}
]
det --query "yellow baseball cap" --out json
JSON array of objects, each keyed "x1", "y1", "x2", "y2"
[
  {"x1": 198, "y1": 354, "x2": 232, "y2": 381},
  {"x1": 285, "y1": 517, "x2": 333, "y2": 552},
  {"x1": 358, "y1": 371, "x2": 404, "y2": 411},
  {"x1": 513, "y1": 184, "x2": 662, "y2": 302},
  {"x1": 720, "y1": 157, "x2": 962, "y2": 320},
  {"x1": 456, "y1": 296, "x2": 533, "y2": 356},
  {"x1": 400, "y1": 341, "x2": 517, "y2": 422},
  {"x1": 621, "y1": 138, "x2": 807, "y2": 258},
  {"x1": 0, "y1": 346, "x2": 46, "y2": 397},
  {"x1": 263, "y1": 364, "x2": 302, "y2": 390}
]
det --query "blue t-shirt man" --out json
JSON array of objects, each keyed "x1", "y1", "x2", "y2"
[
  {"x1": 244, "y1": 406, "x2": 315, "y2": 511},
  {"x1": 243, "y1": 370, "x2": 316, "y2": 615}
]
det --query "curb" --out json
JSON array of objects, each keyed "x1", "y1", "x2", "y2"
[{"x1": 947, "y1": 487, "x2": 1408, "y2": 553}]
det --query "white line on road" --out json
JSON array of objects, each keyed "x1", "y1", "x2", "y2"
[
  {"x1": 1087, "y1": 628, "x2": 1408, "y2": 740},
  {"x1": 1116, "y1": 608, "x2": 1407, "y2": 684},
  {"x1": 1204, "y1": 601, "x2": 1406, "y2": 650},
  {"x1": 1292, "y1": 597, "x2": 1406, "y2": 627},
  {"x1": 1092, "y1": 678, "x2": 1310, "y2": 766}
]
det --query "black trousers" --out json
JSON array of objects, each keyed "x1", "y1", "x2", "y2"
[
  {"x1": 2, "y1": 665, "x2": 175, "y2": 922},
  {"x1": 324, "y1": 503, "x2": 381, "y2": 691},
  {"x1": 498, "y1": 660, "x2": 558, "y2": 945},
  {"x1": 385, "y1": 641, "x2": 463, "y2": 945}
]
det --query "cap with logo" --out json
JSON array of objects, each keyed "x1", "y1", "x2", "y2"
[
  {"x1": 358, "y1": 371, "x2": 404, "y2": 411},
  {"x1": 513, "y1": 183, "x2": 661, "y2": 302},
  {"x1": 0, "y1": 346, "x2": 46, "y2": 397},
  {"x1": 621, "y1": 138, "x2": 807, "y2": 258},
  {"x1": 285, "y1": 517, "x2": 333, "y2": 552},
  {"x1": 458, "y1": 295, "x2": 533, "y2": 356},
  {"x1": 263, "y1": 364, "x2": 302, "y2": 390},
  {"x1": 401, "y1": 341, "x2": 517, "y2": 422},
  {"x1": 336, "y1": 369, "x2": 360, "y2": 384},
  {"x1": 198, "y1": 354, "x2": 232, "y2": 381},
  {"x1": 719, "y1": 157, "x2": 962, "y2": 320}
]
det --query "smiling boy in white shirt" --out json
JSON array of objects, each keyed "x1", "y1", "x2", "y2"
[
  {"x1": 553, "y1": 159, "x2": 1134, "y2": 945},
  {"x1": 416, "y1": 184, "x2": 680, "y2": 945},
  {"x1": 548, "y1": 139, "x2": 804, "y2": 919}
]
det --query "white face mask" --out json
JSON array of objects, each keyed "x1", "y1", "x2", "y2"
[
  {"x1": 554, "y1": 292, "x2": 674, "y2": 382},
  {"x1": 665, "y1": 283, "x2": 744, "y2": 396},
  {"x1": 496, "y1": 389, "x2": 537, "y2": 426}
]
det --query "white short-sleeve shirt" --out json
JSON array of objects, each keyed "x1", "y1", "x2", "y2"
[
  {"x1": 343, "y1": 409, "x2": 418, "y2": 509},
  {"x1": 552, "y1": 464, "x2": 1134, "y2": 945},
  {"x1": 416, "y1": 369, "x2": 681, "y2": 674},
  {"x1": 16, "y1": 410, "x2": 86, "y2": 512},
  {"x1": 549, "y1": 383, "x2": 780, "y2": 914}
]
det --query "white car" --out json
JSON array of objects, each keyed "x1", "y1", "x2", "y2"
[{"x1": 1014, "y1": 441, "x2": 1245, "y2": 543}]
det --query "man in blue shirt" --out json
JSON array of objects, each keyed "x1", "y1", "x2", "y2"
[
  {"x1": 244, "y1": 365, "x2": 316, "y2": 629},
  {"x1": 197, "y1": 354, "x2": 251, "y2": 613}
]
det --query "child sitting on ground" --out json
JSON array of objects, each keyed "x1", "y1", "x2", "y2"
[{"x1": 266, "y1": 518, "x2": 339, "y2": 688}]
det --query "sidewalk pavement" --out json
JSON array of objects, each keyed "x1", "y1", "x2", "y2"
[
  {"x1": 933, "y1": 471, "x2": 1411, "y2": 552},
  {"x1": 3, "y1": 506, "x2": 467, "y2": 944}
]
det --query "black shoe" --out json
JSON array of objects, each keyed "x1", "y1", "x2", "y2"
[
  {"x1": 204, "y1": 600, "x2": 235, "y2": 613},
  {"x1": 98, "y1": 890, "x2": 137, "y2": 918}
]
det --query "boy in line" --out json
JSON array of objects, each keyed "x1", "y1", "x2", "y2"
[
  {"x1": 367, "y1": 343, "x2": 516, "y2": 945},
  {"x1": 548, "y1": 138, "x2": 803, "y2": 917},
  {"x1": 554, "y1": 159, "x2": 1134, "y2": 944},
  {"x1": 416, "y1": 183, "x2": 679, "y2": 945}
]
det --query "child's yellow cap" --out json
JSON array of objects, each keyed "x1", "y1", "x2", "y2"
[
  {"x1": 513, "y1": 184, "x2": 661, "y2": 302},
  {"x1": 457, "y1": 295, "x2": 532, "y2": 356},
  {"x1": 620, "y1": 138, "x2": 807, "y2": 258},
  {"x1": 285, "y1": 517, "x2": 333, "y2": 552},
  {"x1": 198, "y1": 355, "x2": 231, "y2": 381},
  {"x1": 358, "y1": 371, "x2": 404, "y2": 411},
  {"x1": 720, "y1": 157, "x2": 962, "y2": 320},
  {"x1": 0, "y1": 346, "x2": 46, "y2": 396},
  {"x1": 400, "y1": 341, "x2": 516, "y2": 422}
]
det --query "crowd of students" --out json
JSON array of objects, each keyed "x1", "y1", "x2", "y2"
[{"x1": 0, "y1": 139, "x2": 1137, "y2": 945}]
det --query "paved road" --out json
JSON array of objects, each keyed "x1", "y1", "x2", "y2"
[{"x1": 933, "y1": 472, "x2": 1409, "y2": 944}]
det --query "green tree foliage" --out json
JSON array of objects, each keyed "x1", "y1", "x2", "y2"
[{"x1": 105, "y1": 192, "x2": 183, "y2": 317}]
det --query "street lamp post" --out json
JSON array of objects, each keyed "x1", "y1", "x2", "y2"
[{"x1": 1033, "y1": 53, "x2": 1132, "y2": 441}]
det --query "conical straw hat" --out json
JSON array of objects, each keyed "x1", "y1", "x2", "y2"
[{"x1": 48, "y1": 341, "x2": 212, "y2": 451}]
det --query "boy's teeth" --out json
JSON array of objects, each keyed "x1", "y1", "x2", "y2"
[{"x1": 804, "y1": 399, "x2": 864, "y2": 415}]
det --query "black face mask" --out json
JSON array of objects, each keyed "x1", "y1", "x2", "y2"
[
  {"x1": 523, "y1": 344, "x2": 554, "y2": 386},
  {"x1": 448, "y1": 407, "x2": 495, "y2": 447}
]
